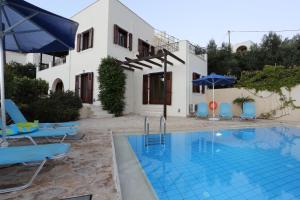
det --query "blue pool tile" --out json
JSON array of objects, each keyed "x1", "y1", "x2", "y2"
[{"x1": 128, "y1": 127, "x2": 300, "y2": 200}]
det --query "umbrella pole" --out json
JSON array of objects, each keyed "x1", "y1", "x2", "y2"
[{"x1": 0, "y1": 35, "x2": 8, "y2": 147}]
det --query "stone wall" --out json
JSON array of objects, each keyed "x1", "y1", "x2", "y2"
[{"x1": 205, "y1": 85, "x2": 300, "y2": 122}]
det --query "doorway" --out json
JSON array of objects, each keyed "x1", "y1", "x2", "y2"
[{"x1": 75, "y1": 72, "x2": 94, "y2": 104}]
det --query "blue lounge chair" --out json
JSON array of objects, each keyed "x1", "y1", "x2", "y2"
[
  {"x1": 219, "y1": 103, "x2": 233, "y2": 119},
  {"x1": 0, "y1": 143, "x2": 70, "y2": 193},
  {"x1": 196, "y1": 103, "x2": 209, "y2": 118},
  {"x1": 241, "y1": 102, "x2": 256, "y2": 120},
  {"x1": 0, "y1": 123, "x2": 77, "y2": 145},
  {"x1": 5, "y1": 99, "x2": 79, "y2": 129}
]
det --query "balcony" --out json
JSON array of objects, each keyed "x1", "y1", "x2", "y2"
[{"x1": 38, "y1": 53, "x2": 67, "y2": 71}]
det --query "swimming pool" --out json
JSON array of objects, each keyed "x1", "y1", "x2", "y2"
[{"x1": 128, "y1": 127, "x2": 300, "y2": 200}]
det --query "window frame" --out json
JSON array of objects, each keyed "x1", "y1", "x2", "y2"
[
  {"x1": 77, "y1": 28, "x2": 94, "y2": 52},
  {"x1": 143, "y1": 72, "x2": 172, "y2": 105}
]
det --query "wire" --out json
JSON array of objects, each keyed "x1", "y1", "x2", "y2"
[{"x1": 230, "y1": 29, "x2": 300, "y2": 33}]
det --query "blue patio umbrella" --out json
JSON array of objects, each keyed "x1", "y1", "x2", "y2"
[
  {"x1": 0, "y1": 0, "x2": 78, "y2": 145},
  {"x1": 193, "y1": 74, "x2": 235, "y2": 120}
]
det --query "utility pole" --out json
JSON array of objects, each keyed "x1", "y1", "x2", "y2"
[{"x1": 228, "y1": 30, "x2": 231, "y2": 46}]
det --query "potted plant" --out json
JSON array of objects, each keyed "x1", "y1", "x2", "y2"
[{"x1": 233, "y1": 96, "x2": 255, "y2": 110}]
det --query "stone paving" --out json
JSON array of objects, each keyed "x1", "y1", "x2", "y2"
[
  {"x1": 0, "y1": 115, "x2": 298, "y2": 200},
  {"x1": 0, "y1": 120, "x2": 119, "y2": 200}
]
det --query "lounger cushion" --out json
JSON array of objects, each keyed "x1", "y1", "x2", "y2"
[
  {"x1": 0, "y1": 124, "x2": 19, "y2": 136},
  {"x1": 16, "y1": 122, "x2": 39, "y2": 133},
  {"x1": 0, "y1": 143, "x2": 70, "y2": 165}
]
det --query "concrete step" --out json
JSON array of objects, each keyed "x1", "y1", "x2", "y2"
[{"x1": 80, "y1": 104, "x2": 113, "y2": 119}]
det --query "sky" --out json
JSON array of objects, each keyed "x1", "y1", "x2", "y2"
[{"x1": 27, "y1": 0, "x2": 300, "y2": 47}]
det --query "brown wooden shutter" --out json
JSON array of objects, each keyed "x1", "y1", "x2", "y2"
[
  {"x1": 88, "y1": 28, "x2": 94, "y2": 48},
  {"x1": 166, "y1": 72, "x2": 172, "y2": 105},
  {"x1": 150, "y1": 46, "x2": 155, "y2": 56},
  {"x1": 128, "y1": 33, "x2": 133, "y2": 51},
  {"x1": 87, "y1": 73, "x2": 94, "y2": 104},
  {"x1": 201, "y1": 83, "x2": 206, "y2": 94},
  {"x1": 77, "y1": 34, "x2": 81, "y2": 52},
  {"x1": 114, "y1": 25, "x2": 118, "y2": 44},
  {"x1": 192, "y1": 73, "x2": 200, "y2": 93},
  {"x1": 143, "y1": 75, "x2": 149, "y2": 104},
  {"x1": 138, "y1": 39, "x2": 142, "y2": 55},
  {"x1": 75, "y1": 75, "x2": 80, "y2": 96}
]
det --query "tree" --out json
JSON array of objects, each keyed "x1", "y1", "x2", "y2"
[
  {"x1": 206, "y1": 32, "x2": 300, "y2": 78},
  {"x1": 98, "y1": 57, "x2": 126, "y2": 116}
]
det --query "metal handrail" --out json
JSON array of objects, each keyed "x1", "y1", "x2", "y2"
[
  {"x1": 160, "y1": 116, "x2": 166, "y2": 134},
  {"x1": 144, "y1": 116, "x2": 150, "y2": 135},
  {"x1": 160, "y1": 116, "x2": 166, "y2": 145}
]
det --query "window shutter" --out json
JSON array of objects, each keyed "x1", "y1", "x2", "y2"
[
  {"x1": 114, "y1": 25, "x2": 118, "y2": 44},
  {"x1": 128, "y1": 33, "x2": 133, "y2": 51},
  {"x1": 75, "y1": 75, "x2": 80, "y2": 96},
  {"x1": 77, "y1": 34, "x2": 81, "y2": 52},
  {"x1": 87, "y1": 73, "x2": 94, "y2": 104},
  {"x1": 143, "y1": 75, "x2": 149, "y2": 104},
  {"x1": 88, "y1": 28, "x2": 94, "y2": 48},
  {"x1": 166, "y1": 72, "x2": 172, "y2": 105},
  {"x1": 138, "y1": 39, "x2": 142, "y2": 55},
  {"x1": 201, "y1": 83, "x2": 206, "y2": 94},
  {"x1": 192, "y1": 73, "x2": 200, "y2": 93},
  {"x1": 150, "y1": 46, "x2": 155, "y2": 56}
]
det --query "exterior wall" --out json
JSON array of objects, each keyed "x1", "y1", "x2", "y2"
[
  {"x1": 205, "y1": 86, "x2": 300, "y2": 121},
  {"x1": 5, "y1": 51, "x2": 27, "y2": 64},
  {"x1": 35, "y1": 0, "x2": 208, "y2": 117},
  {"x1": 69, "y1": 0, "x2": 110, "y2": 104},
  {"x1": 188, "y1": 48, "x2": 208, "y2": 111},
  {"x1": 106, "y1": 0, "x2": 155, "y2": 114},
  {"x1": 37, "y1": 62, "x2": 70, "y2": 91}
]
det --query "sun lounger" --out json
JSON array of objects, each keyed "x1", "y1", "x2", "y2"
[
  {"x1": 196, "y1": 103, "x2": 209, "y2": 118},
  {"x1": 5, "y1": 99, "x2": 79, "y2": 129},
  {"x1": 219, "y1": 103, "x2": 233, "y2": 119},
  {"x1": 0, "y1": 124, "x2": 77, "y2": 145},
  {"x1": 0, "y1": 143, "x2": 70, "y2": 193},
  {"x1": 241, "y1": 102, "x2": 256, "y2": 120}
]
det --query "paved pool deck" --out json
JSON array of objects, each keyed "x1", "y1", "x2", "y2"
[{"x1": 0, "y1": 115, "x2": 298, "y2": 200}]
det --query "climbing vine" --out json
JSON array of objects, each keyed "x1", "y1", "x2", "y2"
[{"x1": 237, "y1": 65, "x2": 300, "y2": 118}]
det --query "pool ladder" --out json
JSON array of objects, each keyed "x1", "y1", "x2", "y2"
[{"x1": 144, "y1": 116, "x2": 166, "y2": 146}]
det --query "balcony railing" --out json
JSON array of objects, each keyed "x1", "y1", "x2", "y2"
[
  {"x1": 39, "y1": 63, "x2": 49, "y2": 71},
  {"x1": 155, "y1": 42, "x2": 179, "y2": 53},
  {"x1": 53, "y1": 57, "x2": 66, "y2": 67},
  {"x1": 189, "y1": 43, "x2": 206, "y2": 60}
]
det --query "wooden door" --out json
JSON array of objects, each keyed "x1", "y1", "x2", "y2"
[{"x1": 80, "y1": 72, "x2": 93, "y2": 104}]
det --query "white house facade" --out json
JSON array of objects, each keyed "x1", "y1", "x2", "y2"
[{"x1": 12, "y1": 0, "x2": 208, "y2": 117}]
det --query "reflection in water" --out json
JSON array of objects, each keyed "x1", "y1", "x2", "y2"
[{"x1": 128, "y1": 127, "x2": 300, "y2": 200}]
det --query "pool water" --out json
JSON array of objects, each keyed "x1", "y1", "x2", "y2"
[{"x1": 128, "y1": 127, "x2": 300, "y2": 200}]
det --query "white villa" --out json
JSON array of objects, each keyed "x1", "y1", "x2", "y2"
[{"x1": 6, "y1": 0, "x2": 207, "y2": 117}]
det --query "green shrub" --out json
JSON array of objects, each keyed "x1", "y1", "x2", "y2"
[
  {"x1": 49, "y1": 90, "x2": 82, "y2": 109},
  {"x1": 98, "y1": 57, "x2": 126, "y2": 116},
  {"x1": 6, "y1": 62, "x2": 36, "y2": 79},
  {"x1": 237, "y1": 65, "x2": 300, "y2": 94},
  {"x1": 11, "y1": 77, "x2": 49, "y2": 105},
  {"x1": 24, "y1": 91, "x2": 82, "y2": 123}
]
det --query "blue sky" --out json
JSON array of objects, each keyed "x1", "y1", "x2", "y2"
[{"x1": 27, "y1": 0, "x2": 300, "y2": 47}]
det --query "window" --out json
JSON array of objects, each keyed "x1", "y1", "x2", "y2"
[
  {"x1": 138, "y1": 39, "x2": 150, "y2": 57},
  {"x1": 143, "y1": 72, "x2": 172, "y2": 105},
  {"x1": 77, "y1": 28, "x2": 94, "y2": 52},
  {"x1": 114, "y1": 25, "x2": 132, "y2": 50},
  {"x1": 192, "y1": 73, "x2": 201, "y2": 93}
]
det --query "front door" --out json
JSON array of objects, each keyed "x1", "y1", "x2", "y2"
[{"x1": 76, "y1": 72, "x2": 93, "y2": 104}]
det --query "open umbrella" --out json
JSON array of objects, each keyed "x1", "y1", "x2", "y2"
[
  {"x1": 0, "y1": 0, "x2": 78, "y2": 146},
  {"x1": 193, "y1": 74, "x2": 235, "y2": 120}
]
